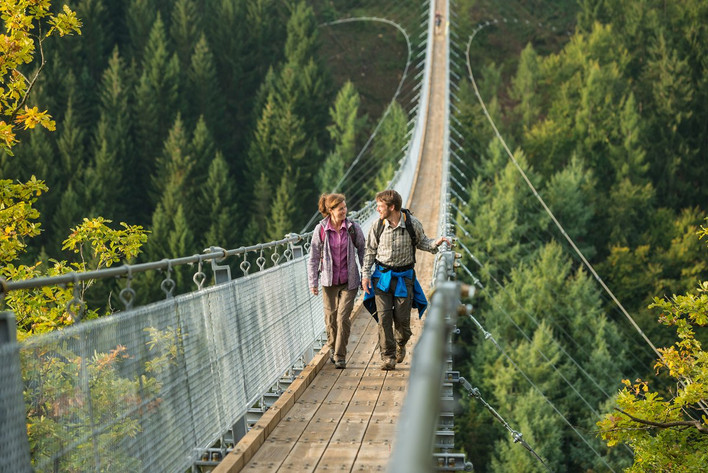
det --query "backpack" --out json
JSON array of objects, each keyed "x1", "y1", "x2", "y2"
[{"x1": 373, "y1": 208, "x2": 418, "y2": 263}]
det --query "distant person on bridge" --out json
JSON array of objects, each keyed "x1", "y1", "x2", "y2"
[
  {"x1": 361, "y1": 190, "x2": 450, "y2": 370},
  {"x1": 435, "y1": 11, "x2": 443, "y2": 31},
  {"x1": 308, "y1": 193, "x2": 366, "y2": 369}
]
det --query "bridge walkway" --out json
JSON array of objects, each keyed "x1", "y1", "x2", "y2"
[{"x1": 214, "y1": 1, "x2": 448, "y2": 471}]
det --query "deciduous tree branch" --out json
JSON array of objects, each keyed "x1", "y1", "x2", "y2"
[{"x1": 615, "y1": 408, "x2": 708, "y2": 434}]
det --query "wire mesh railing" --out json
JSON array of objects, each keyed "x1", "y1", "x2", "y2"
[{"x1": 1, "y1": 233, "x2": 327, "y2": 473}]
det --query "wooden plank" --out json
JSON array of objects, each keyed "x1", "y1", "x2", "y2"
[
  {"x1": 214, "y1": 339, "x2": 336, "y2": 473},
  {"x1": 314, "y1": 444, "x2": 360, "y2": 472}
]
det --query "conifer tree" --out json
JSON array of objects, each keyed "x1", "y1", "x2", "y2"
[
  {"x1": 204, "y1": 0, "x2": 285, "y2": 160},
  {"x1": 52, "y1": 183, "x2": 84, "y2": 252},
  {"x1": 509, "y1": 43, "x2": 540, "y2": 134},
  {"x1": 9, "y1": 129, "x2": 56, "y2": 254},
  {"x1": 56, "y1": 99, "x2": 86, "y2": 185},
  {"x1": 72, "y1": 0, "x2": 112, "y2": 81},
  {"x1": 189, "y1": 115, "x2": 216, "y2": 186},
  {"x1": 246, "y1": 173, "x2": 272, "y2": 242},
  {"x1": 199, "y1": 152, "x2": 240, "y2": 248},
  {"x1": 283, "y1": 2, "x2": 330, "y2": 153},
  {"x1": 317, "y1": 81, "x2": 365, "y2": 192},
  {"x1": 168, "y1": 204, "x2": 196, "y2": 288},
  {"x1": 83, "y1": 139, "x2": 123, "y2": 219},
  {"x1": 187, "y1": 36, "x2": 225, "y2": 138},
  {"x1": 127, "y1": 0, "x2": 158, "y2": 63},
  {"x1": 92, "y1": 48, "x2": 135, "y2": 221},
  {"x1": 134, "y1": 13, "x2": 180, "y2": 199},
  {"x1": 246, "y1": 90, "x2": 309, "y2": 228},
  {"x1": 267, "y1": 170, "x2": 297, "y2": 241},
  {"x1": 152, "y1": 114, "x2": 195, "y2": 210},
  {"x1": 643, "y1": 32, "x2": 700, "y2": 208},
  {"x1": 240, "y1": 0, "x2": 287, "y2": 129},
  {"x1": 170, "y1": 0, "x2": 203, "y2": 71},
  {"x1": 202, "y1": 0, "x2": 247, "y2": 157},
  {"x1": 368, "y1": 101, "x2": 409, "y2": 196},
  {"x1": 543, "y1": 156, "x2": 595, "y2": 256}
]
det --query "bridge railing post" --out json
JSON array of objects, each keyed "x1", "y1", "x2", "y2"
[{"x1": 0, "y1": 311, "x2": 32, "y2": 473}]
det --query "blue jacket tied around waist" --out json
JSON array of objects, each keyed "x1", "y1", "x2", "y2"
[{"x1": 363, "y1": 266, "x2": 428, "y2": 322}]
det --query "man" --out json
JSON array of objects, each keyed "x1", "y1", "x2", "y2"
[{"x1": 361, "y1": 190, "x2": 450, "y2": 370}]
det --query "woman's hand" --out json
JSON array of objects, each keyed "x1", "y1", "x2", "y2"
[{"x1": 310, "y1": 287, "x2": 319, "y2": 296}]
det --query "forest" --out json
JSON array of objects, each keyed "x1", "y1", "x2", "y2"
[
  {"x1": 1, "y1": 0, "x2": 417, "y2": 266},
  {"x1": 1, "y1": 0, "x2": 707, "y2": 472},
  {"x1": 451, "y1": 0, "x2": 708, "y2": 471}
]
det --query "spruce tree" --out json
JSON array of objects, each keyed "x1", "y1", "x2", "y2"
[
  {"x1": 283, "y1": 2, "x2": 330, "y2": 155},
  {"x1": 187, "y1": 36, "x2": 225, "y2": 139},
  {"x1": 168, "y1": 204, "x2": 196, "y2": 289},
  {"x1": 368, "y1": 102, "x2": 409, "y2": 198},
  {"x1": 56, "y1": 99, "x2": 86, "y2": 185},
  {"x1": 509, "y1": 43, "x2": 541, "y2": 135},
  {"x1": 189, "y1": 115, "x2": 216, "y2": 186},
  {"x1": 52, "y1": 183, "x2": 84, "y2": 252},
  {"x1": 93, "y1": 47, "x2": 136, "y2": 222},
  {"x1": 72, "y1": 0, "x2": 112, "y2": 81},
  {"x1": 317, "y1": 81, "x2": 365, "y2": 192},
  {"x1": 134, "y1": 13, "x2": 180, "y2": 200},
  {"x1": 83, "y1": 139, "x2": 123, "y2": 220},
  {"x1": 267, "y1": 170, "x2": 297, "y2": 241},
  {"x1": 152, "y1": 114, "x2": 195, "y2": 211},
  {"x1": 248, "y1": 172, "x2": 272, "y2": 241},
  {"x1": 542, "y1": 156, "x2": 596, "y2": 257},
  {"x1": 170, "y1": 0, "x2": 203, "y2": 71},
  {"x1": 200, "y1": 152, "x2": 240, "y2": 248},
  {"x1": 246, "y1": 86, "x2": 308, "y2": 227},
  {"x1": 127, "y1": 0, "x2": 158, "y2": 63}
]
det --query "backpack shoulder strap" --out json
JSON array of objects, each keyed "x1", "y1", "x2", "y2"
[
  {"x1": 401, "y1": 208, "x2": 418, "y2": 247},
  {"x1": 374, "y1": 217, "x2": 384, "y2": 243}
]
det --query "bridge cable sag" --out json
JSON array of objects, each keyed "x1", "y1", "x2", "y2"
[
  {"x1": 463, "y1": 23, "x2": 664, "y2": 363},
  {"x1": 302, "y1": 17, "x2": 415, "y2": 232}
]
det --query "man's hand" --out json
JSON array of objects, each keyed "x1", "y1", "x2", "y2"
[
  {"x1": 310, "y1": 287, "x2": 318, "y2": 296},
  {"x1": 435, "y1": 236, "x2": 451, "y2": 248},
  {"x1": 362, "y1": 277, "x2": 371, "y2": 294}
]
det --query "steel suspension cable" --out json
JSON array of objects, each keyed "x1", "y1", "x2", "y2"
[
  {"x1": 463, "y1": 25, "x2": 663, "y2": 362},
  {"x1": 464, "y1": 310, "x2": 618, "y2": 472}
]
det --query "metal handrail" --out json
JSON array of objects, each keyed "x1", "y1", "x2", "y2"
[
  {"x1": 0, "y1": 233, "x2": 311, "y2": 295},
  {"x1": 388, "y1": 251, "x2": 470, "y2": 473}
]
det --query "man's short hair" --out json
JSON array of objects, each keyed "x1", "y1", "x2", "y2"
[{"x1": 376, "y1": 190, "x2": 402, "y2": 211}]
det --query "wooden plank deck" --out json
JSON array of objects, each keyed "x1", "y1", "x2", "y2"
[{"x1": 213, "y1": 1, "x2": 447, "y2": 471}]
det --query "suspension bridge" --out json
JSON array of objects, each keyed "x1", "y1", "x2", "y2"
[
  {"x1": 0, "y1": 1, "x2": 649, "y2": 472},
  {"x1": 1, "y1": 1, "x2": 471, "y2": 472}
]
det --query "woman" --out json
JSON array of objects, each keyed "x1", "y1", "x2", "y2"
[{"x1": 307, "y1": 193, "x2": 366, "y2": 369}]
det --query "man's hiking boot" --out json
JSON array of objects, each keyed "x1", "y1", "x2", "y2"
[
  {"x1": 396, "y1": 344, "x2": 406, "y2": 363},
  {"x1": 380, "y1": 359, "x2": 396, "y2": 370},
  {"x1": 335, "y1": 360, "x2": 346, "y2": 369}
]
